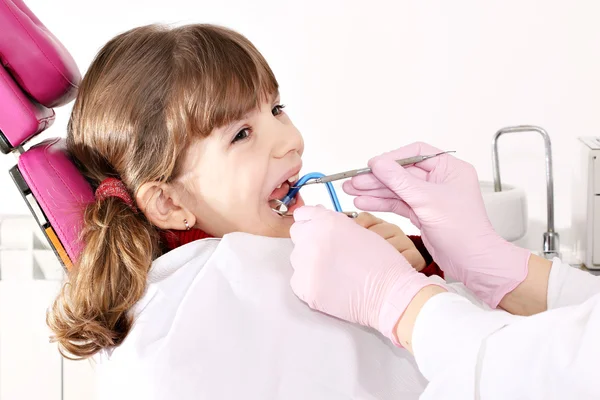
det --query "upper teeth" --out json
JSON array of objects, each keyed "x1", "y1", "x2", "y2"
[
  {"x1": 276, "y1": 183, "x2": 283, "y2": 189},
  {"x1": 287, "y1": 173, "x2": 300, "y2": 183}
]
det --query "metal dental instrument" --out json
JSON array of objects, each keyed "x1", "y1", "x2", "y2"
[
  {"x1": 269, "y1": 152, "x2": 454, "y2": 217},
  {"x1": 269, "y1": 171, "x2": 358, "y2": 218},
  {"x1": 269, "y1": 199, "x2": 358, "y2": 218},
  {"x1": 299, "y1": 151, "x2": 456, "y2": 186}
]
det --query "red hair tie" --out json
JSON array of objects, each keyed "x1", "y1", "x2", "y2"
[{"x1": 95, "y1": 177, "x2": 137, "y2": 211}]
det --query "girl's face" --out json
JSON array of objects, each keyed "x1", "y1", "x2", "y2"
[{"x1": 178, "y1": 92, "x2": 305, "y2": 238}]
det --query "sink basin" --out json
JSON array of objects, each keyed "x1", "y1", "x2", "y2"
[{"x1": 479, "y1": 181, "x2": 527, "y2": 242}]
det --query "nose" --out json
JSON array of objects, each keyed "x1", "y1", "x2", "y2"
[{"x1": 272, "y1": 120, "x2": 304, "y2": 159}]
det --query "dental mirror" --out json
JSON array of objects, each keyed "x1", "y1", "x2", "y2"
[{"x1": 269, "y1": 199, "x2": 358, "y2": 218}]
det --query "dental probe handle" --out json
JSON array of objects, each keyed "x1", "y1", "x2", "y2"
[
  {"x1": 300, "y1": 151, "x2": 455, "y2": 186},
  {"x1": 305, "y1": 154, "x2": 436, "y2": 185}
]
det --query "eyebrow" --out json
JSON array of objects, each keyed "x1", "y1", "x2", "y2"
[
  {"x1": 218, "y1": 90, "x2": 281, "y2": 138},
  {"x1": 271, "y1": 90, "x2": 280, "y2": 102}
]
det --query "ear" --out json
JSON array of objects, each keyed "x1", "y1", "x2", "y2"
[{"x1": 136, "y1": 181, "x2": 196, "y2": 231}]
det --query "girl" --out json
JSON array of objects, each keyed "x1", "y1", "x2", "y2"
[{"x1": 47, "y1": 23, "x2": 447, "y2": 399}]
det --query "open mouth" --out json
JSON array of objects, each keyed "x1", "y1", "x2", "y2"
[{"x1": 268, "y1": 172, "x2": 304, "y2": 216}]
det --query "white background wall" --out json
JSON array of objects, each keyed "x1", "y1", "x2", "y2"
[{"x1": 2, "y1": 0, "x2": 600, "y2": 253}]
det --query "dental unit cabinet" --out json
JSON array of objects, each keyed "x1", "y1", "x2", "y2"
[{"x1": 572, "y1": 137, "x2": 600, "y2": 270}]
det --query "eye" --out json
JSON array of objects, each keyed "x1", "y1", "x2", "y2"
[
  {"x1": 272, "y1": 104, "x2": 286, "y2": 116},
  {"x1": 232, "y1": 128, "x2": 251, "y2": 144}
]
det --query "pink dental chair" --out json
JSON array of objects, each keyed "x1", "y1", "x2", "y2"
[{"x1": 1, "y1": 0, "x2": 90, "y2": 270}]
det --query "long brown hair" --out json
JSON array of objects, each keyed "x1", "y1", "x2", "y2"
[{"x1": 47, "y1": 23, "x2": 278, "y2": 359}]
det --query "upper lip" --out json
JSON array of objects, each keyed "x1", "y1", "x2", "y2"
[{"x1": 268, "y1": 163, "x2": 302, "y2": 200}]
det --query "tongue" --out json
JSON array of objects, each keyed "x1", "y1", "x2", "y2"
[{"x1": 269, "y1": 181, "x2": 291, "y2": 201}]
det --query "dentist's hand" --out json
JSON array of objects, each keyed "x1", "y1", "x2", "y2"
[
  {"x1": 342, "y1": 142, "x2": 531, "y2": 309},
  {"x1": 289, "y1": 205, "x2": 446, "y2": 346}
]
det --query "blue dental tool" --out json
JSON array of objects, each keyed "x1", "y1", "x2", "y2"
[
  {"x1": 281, "y1": 172, "x2": 342, "y2": 212},
  {"x1": 269, "y1": 172, "x2": 358, "y2": 217}
]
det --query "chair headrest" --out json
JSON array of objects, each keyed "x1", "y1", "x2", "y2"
[
  {"x1": 2, "y1": 0, "x2": 89, "y2": 268},
  {"x1": 0, "y1": 0, "x2": 80, "y2": 107},
  {"x1": 0, "y1": 66, "x2": 56, "y2": 152},
  {"x1": 0, "y1": 0, "x2": 81, "y2": 152},
  {"x1": 17, "y1": 138, "x2": 94, "y2": 264}
]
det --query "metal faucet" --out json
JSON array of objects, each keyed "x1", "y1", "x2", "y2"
[{"x1": 491, "y1": 125, "x2": 560, "y2": 259}]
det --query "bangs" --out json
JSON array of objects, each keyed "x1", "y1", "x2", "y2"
[{"x1": 172, "y1": 25, "x2": 279, "y2": 138}]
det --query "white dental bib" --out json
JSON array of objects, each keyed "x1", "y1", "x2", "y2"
[{"x1": 95, "y1": 232, "x2": 429, "y2": 399}]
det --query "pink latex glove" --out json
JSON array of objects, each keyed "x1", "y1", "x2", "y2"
[
  {"x1": 289, "y1": 205, "x2": 446, "y2": 345},
  {"x1": 342, "y1": 142, "x2": 531, "y2": 308}
]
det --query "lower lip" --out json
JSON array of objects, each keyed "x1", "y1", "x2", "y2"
[{"x1": 286, "y1": 193, "x2": 305, "y2": 214}]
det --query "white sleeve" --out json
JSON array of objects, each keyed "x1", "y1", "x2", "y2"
[
  {"x1": 547, "y1": 258, "x2": 600, "y2": 309},
  {"x1": 412, "y1": 292, "x2": 600, "y2": 400}
]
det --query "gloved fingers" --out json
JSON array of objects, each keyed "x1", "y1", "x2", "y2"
[
  {"x1": 368, "y1": 156, "x2": 430, "y2": 201},
  {"x1": 353, "y1": 196, "x2": 413, "y2": 219},
  {"x1": 370, "y1": 142, "x2": 447, "y2": 173},
  {"x1": 349, "y1": 166, "x2": 428, "y2": 191},
  {"x1": 289, "y1": 220, "x2": 309, "y2": 244},
  {"x1": 347, "y1": 173, "x2": 382, "y2": 190},
  {"x1": 290, "y1": 205, "x2": 351, "y2": 247},
  {"x1": 292, "y1": 204, "x2": 328, "y2": 222},
  {"x1": 343, "y1": 182, "x2": 400, "y2": 199}
]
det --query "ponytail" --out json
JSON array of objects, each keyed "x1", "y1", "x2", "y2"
[{"x1": 47, "y1": 197, "x2": 159, "y2": 359}]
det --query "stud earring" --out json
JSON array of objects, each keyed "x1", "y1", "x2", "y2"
[{"x1": 184, "y1": 219, "x2": 191, "y2": 231}]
